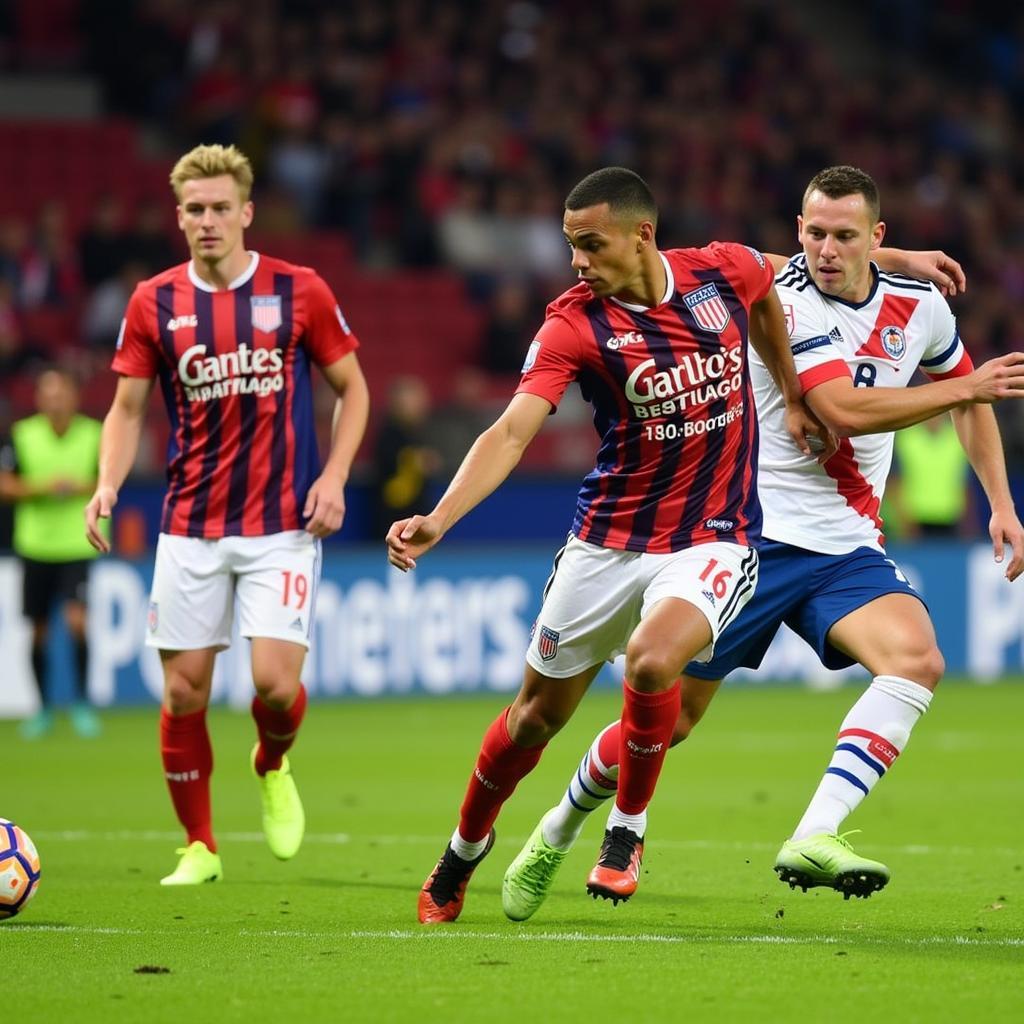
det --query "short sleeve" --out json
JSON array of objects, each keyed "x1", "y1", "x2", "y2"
[
  {"x1": 302, "y1": 273, "x2": 360, "y2": 367},
  {"x1": 713, "y1": 242, "x2": 776, "y2": 306},
  {"x1": 515, "y1": 313, "x2": 584, "y2": 410},
  {"x1": 111, "y1": 285, "x2": 161, "y2": 378},
  {"x1": 780, "y1": 281, "x2": 850, "y2": 393},
  {"x1": 919, "y1": 295, "x2": 974, "y2": 380}
]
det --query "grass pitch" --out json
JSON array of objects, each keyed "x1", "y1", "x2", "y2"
[{"x1": 2, "y1": 681, "x2": 1022, "y2": 1023}]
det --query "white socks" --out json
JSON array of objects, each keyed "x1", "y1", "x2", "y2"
[{"x1": 792, "y1": 675, "x2": 933, "y2": 841}]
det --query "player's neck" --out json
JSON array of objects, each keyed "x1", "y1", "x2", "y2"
[
  {"x1": 616, "y1": 250, "x2": 666, "y2": 308},
  {"x1": 846, "y1": 263, "x2": 876, "y2": 304},
  {"x1": 191, "y1": 247, "x2": 252, "y2": 291}
]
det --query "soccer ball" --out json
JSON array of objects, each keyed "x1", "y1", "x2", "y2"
[{"x1": 0, "y1": 819, "x2": 41, "y2": 919}]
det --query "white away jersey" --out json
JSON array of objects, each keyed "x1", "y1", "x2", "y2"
[{"x1": 751, "y1": 254, "x2": 973, "y2": 555}]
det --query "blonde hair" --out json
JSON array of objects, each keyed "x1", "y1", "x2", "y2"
[{"x1": 169, "y1": 144, "x2": 254, "y2": 201}]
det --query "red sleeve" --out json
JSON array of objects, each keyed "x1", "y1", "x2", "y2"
[
  {"x1": 800, "y1": 360, "x2": 851, "y2": 393},
  {"x1": 924, "y1": 349, "x2": 974, "y2": 380},
  {"x1": 301, "y1": 272, "x2": 360, "y2": 367},
  {"x1": 514, "y1": 312, "x2": 585, "y2": 411},
  {"x1": 110, "y1": 284, "x2": 160, "y2": 378},
  {"x1": 712, "y1": 242, "x2": 775, "y2": 306}
]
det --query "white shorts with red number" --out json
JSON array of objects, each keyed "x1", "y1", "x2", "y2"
[
  {"x1": 525, "y1": 535, "x2": 759, "y2": 678},
  {"x1": 146, "y1": 531, "x2": 322, "y2": 651}
]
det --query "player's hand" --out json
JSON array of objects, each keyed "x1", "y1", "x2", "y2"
[
  {"x1": 990, "y1": 508, "x2": 1024, "y2": 582},
  {"x1": 784, "y1": 400, "x2": 838, "y2": 464},
  {"x1": 967, "y1": 352, "x2": 1024, "y2": 403},
  {"x1": 84, "y1": 485, "x2": 118, "y2": 553},
  {"x1": 303, "y1": 475, "x2": 346, "y2": 538},
  {"x1": 386, "y1": 513, "x2": 442, "y2": 571},
  {"x1": 901, "y1": 249, "x2": 966, "y2": 297}
]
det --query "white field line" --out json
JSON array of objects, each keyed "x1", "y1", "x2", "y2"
[
  {"x1": 6, "y1": 925, "x2": 1023, "y2": 948},
  {"x1": 30, "y1": 830, "x2": 1022, "y2": 858}
]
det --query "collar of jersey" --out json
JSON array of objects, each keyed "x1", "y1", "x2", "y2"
[
  {"x1": 804, "y1": 257, "x2": 881, "y2": 309},
  {"x1": 609, "y1": 251, "x2": 674, "y2": 311},
  {"x1": 188, "y1": 251, "x2": 260, "y2": 292}
]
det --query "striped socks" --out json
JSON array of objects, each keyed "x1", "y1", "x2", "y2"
[
  {"x1": 542, "y1": 721, "x2": 621, "y2": 850},
  {"x1": 792, "y1": 675, "x2": 933, "y2": 840}
]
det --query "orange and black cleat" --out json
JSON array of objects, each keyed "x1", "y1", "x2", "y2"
[
  {"x1": 586, "y1": 826, "x2": 644, "y2": 905},
  {"x1": 417, "y1": 829, "x2": 496, "y2": 923}
]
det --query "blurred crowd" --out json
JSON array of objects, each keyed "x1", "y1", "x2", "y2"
[{"x1": 2, "y1": 0, "x2": 1024, "y2": 479}]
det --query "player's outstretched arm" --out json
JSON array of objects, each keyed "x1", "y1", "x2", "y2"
[
  {"x1": 875, "y1": 248, "x2": 966, "y2": 297},
  {"x1": 85, "y1": 375, "x2": 154, "y2": 553},
  {"x1": 807, "y1": 352, "x2": 1024, "y2": 438},
  {"x1": 386, "y1": 392, "x2": 550, "y2": 571},
  {"x1": 304, "y1": 352, "x2": 370, "y2": 538},
  {"x1": 950, "y1": 403, "x2": 1024, "y2": 581}
]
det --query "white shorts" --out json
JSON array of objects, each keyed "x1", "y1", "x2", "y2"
[
  {"x1": 525, "y1": 535, "x2": 758, "y2": 678},
  {"x1": 146, "y1": 531, "x2": 322, "y2": 651}
]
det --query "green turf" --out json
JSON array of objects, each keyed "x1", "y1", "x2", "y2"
[{"x1": 2, "y1": 682, "x2": 1022, "y2": 1023}]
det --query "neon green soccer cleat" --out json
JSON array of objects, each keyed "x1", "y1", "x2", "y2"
[
  {"x1": 251, "y1": 745, "x2": 305, "y2": 860},
  {"x1": 160, "y1": 840, "x2": 223, "y2": 886},
  {"x1": 502, "y1": 814, "x2": 569, "y2": 921},
  {"x1": 774, "y1": 831, "x2": 890, "y2": 900}
]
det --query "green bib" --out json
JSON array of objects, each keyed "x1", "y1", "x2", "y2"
[
  {"x1": 894, "y1": 422, "x2": 968, "y2": 524},
  {"x1": 11, "y1": 413, "x2": 104, "y2": 561}
]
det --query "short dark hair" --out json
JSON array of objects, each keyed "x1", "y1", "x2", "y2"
[
  {"x1": 565, "y1": 167, "x2": 658, "y2": 227},
  {"x1": 803, "y1": 165, "x2": 881, "y2": 223}
]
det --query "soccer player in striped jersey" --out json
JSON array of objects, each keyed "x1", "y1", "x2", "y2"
[
  {"x1": 388, "y1": 166, "x2": 828, "y2": 922},
  {"x1": 84, "y1": 144, "x2": 369, "y2": 886},
  {"x1": 503, "y1": 165, "x2": 1024, "y2": 918}
]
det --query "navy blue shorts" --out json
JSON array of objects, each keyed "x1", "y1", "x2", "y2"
[{"x1": 687, "y1": 540, "x2": 927, "y2": 679}]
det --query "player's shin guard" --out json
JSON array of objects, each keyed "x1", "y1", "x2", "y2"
[
  {"x1": 160, "y1": 707, "x2": 216, "y2": 851},
  {"x1": 614, "y1": 680, "x2": 680, "y2": 816},
  {"x1": 252, "y1": 684, "x2": 308, "y2": 776},
  {"x1": 792, "y1": 674, "x2": 933, "y2": 840},
  {"x1": 457, "y1": 707, "x2": 546, "y2": 846}
]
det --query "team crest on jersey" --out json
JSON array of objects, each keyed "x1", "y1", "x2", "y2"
[
  {"x1": 522, "y1": 339, "x2": 541, "y2": 373},
  {"x1": 683, "y1": 284, "x2": 731, "y2": 333},
  {"x1": 880, "y1": 324, "x2": 907, "y2": 360},
  {"x1": 537, "y1": 625, "x2": 560, "y2": 662},
  {"x1": 147, "y1": 601, "x2": 159, "y2": 633},
  {"x1": 782, "y1": 304, "x2": 796, "y2": 337},
  {"x1": 251, "y1": 295, "x2": 283, "y2": 333}
]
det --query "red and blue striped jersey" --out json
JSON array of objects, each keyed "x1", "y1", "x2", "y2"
[
  {"x1": 112, "y1": 253, "x2": 359, "y2": 538},
  {"x1": 516, "y1": 242, "x2": 773, "y2": 553}
]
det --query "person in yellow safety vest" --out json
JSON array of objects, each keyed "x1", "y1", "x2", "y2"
[
  {"x1": 891, "y1": 412, "x2": 972, "y2": 539},
  {"x1": 0, "y1": 367, "x2": 107, "y2": 738}
]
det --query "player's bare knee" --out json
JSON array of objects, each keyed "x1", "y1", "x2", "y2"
[
  {"x1": 914, "y1": 645, "x2": 944, "y2": 690},
  {"x1": 252, "y1": 675, "x2": 301, "y2": 709},
  {"x1": 624, "y1": 647, "x2": 679, "y2": 692},
  {"x1": 163, "y1": 673, "x2": 206, "y2": 715}
]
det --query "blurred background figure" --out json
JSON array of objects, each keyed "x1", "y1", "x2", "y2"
[
  {"x1": 370, "y1": 376, "x2": 440, "y2": 540},
  {"x1": 890, "y1": 413, "x2": 972, "y2": 539},
  {"x1": 0, "y1": 368, "x2": 105, "y2": 739},
  {"x1": 427, "y1": 366, "x2": 496, "y2": 476}
]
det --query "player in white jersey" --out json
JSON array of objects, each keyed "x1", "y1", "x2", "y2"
[{"x1": 500, "y1": 165, "x2": 1024, "y2": 919}]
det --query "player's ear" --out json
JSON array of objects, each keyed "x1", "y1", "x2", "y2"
[
  {"x1": 796, "y1": 214, "x2": 804, "y2": 242},
  {"x1": 241, "y1": 200, "x2": 255, "y2": 230},
  {"x1": 871, "y1": 219, "x2": 886, "y2": 250}
]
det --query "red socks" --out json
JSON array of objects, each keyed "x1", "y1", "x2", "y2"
[
  {"x1": 252, "y1": 685, "x2": 308, "y2": 776},
  {"x1": 458, "y1": 707, "x2": 546, "y2": 843},
  {"x1": 160, "y1": 707, "x2": 215, "y2": 851},
  {"x1": 616, "y1": 680, "x2": 680, "y2": 815}
]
